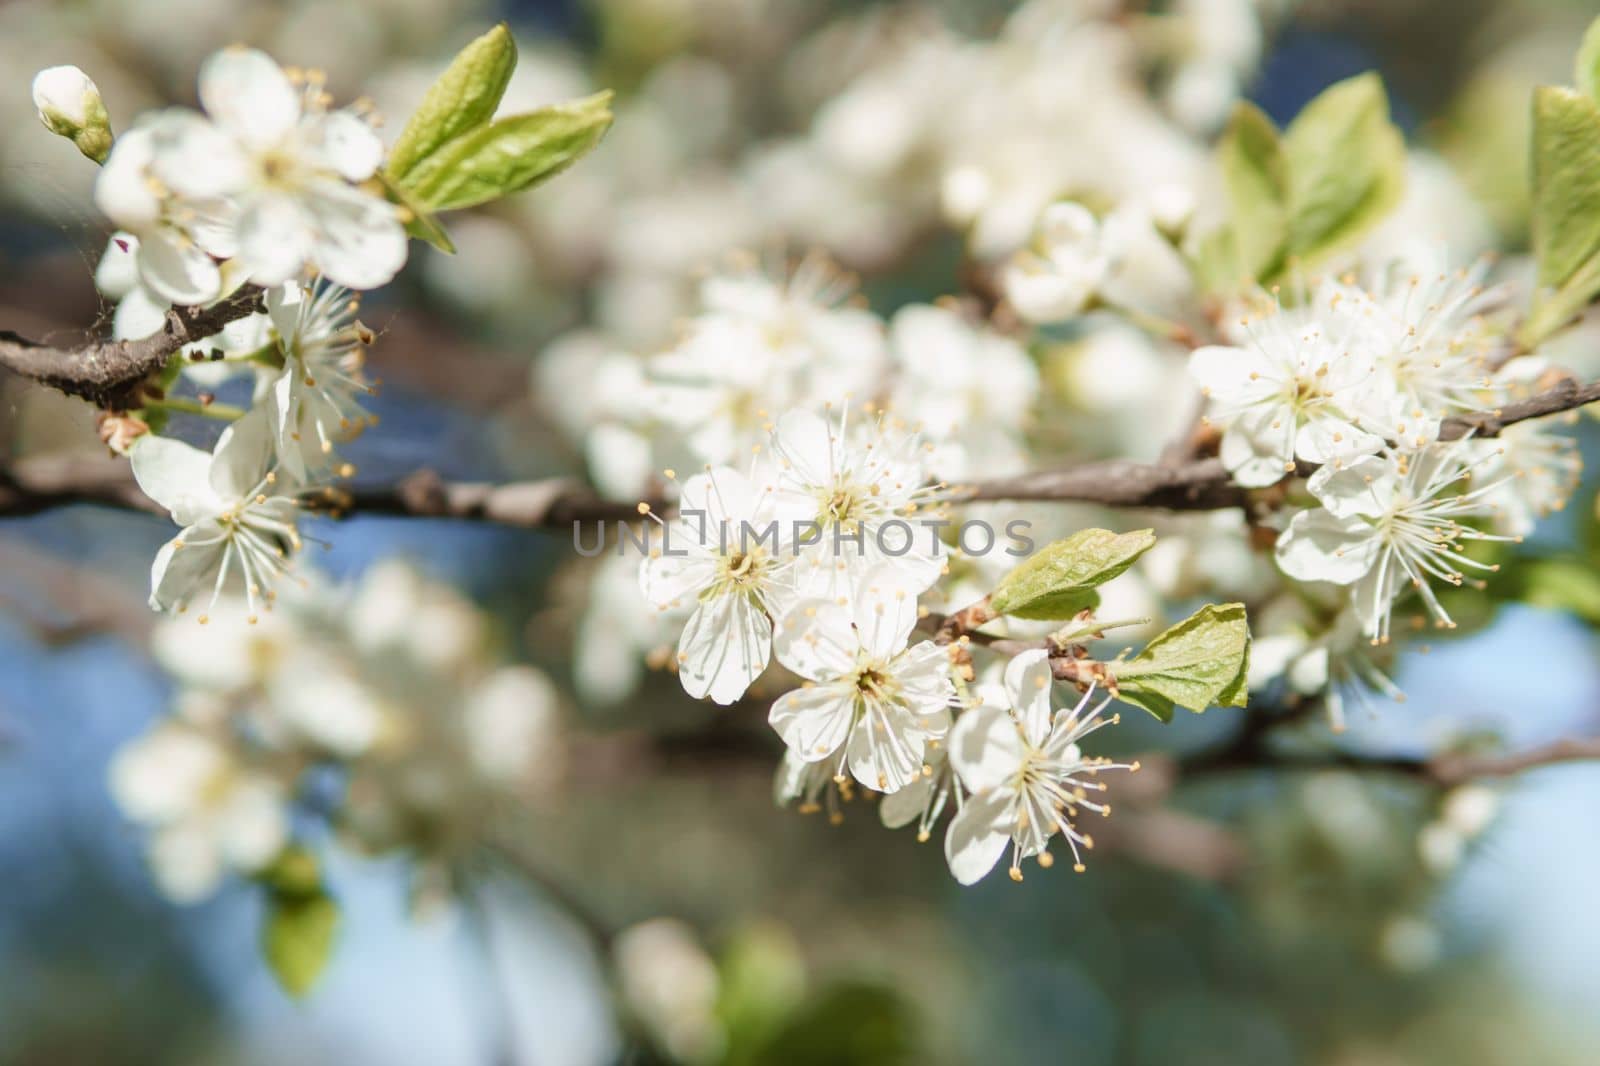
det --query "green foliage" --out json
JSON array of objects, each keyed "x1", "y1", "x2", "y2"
[
  {"x1": 397, "y1": 92, "x2": 615, "y2": 213},
  {"x1": 1437, "y1": 74, "x2": 1533, "y2": 243},
  {"x1": 1280, "y1": 73, "x2": 1406, "y2": 267},
  {"x1": 379, "y1": 173, "x2": 456, "y2": 253},
  {"x1": 258, "y1": 846, "x2": 339, "y2": 999},
  {"x1": 744, "y1": 982, "x2": 919, "y2": 1066},
  {"x1": 1111, "y1": 603, "x2": 1251, "y2": 722},
  {"x1": 1198, "y1": 73, "x2": 1405, "y2": 290},
  {"x1": 1523, "y1": 86, "x2": 1600, "y2": 346},
  {"x1": 1217, "y1": 101, "x2": 1289, "y2": 282},
  {"x1": 988, "y1": 528, "x2": 1156, "y2": 621},
  {"x1": 1577, "y1": 16, "x2": 1600, "y2": 103},
  {"x1": 382, "y1": 25, "x2": 614, "y2": 245},
  {"x1": 717, "y1": 925, "x2": 808, "y2": 1066},
  {"x1": 386, "y1": 24, "x2": 518, "y2": 182}
]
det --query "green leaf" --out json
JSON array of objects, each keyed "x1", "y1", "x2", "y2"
[
  {"x1": 1217, "y1": 101, "x2": 1288, "y2": 281},
  {"x1": 398, "y1": 91, "x2": 615, "y2": 213},
  {"x1": 386, "y1": 23, "x2": 517, "y2": 182},
  {"x1": 1280, "y1": 72, "x2": 1406, "y2": 267},
  {"x1": 257, "y1": 846, "x2": 338, "y2": 999},
  {"x1": 377, "y1": 173, "x2": 455, "y2": 253},
  {"x1": 1520, "y1": 85, "x2": 1600, "y2": 346},
  {"x1": 1513, "y1": 557, "x2": 1600, "y2": 626},
  {"x1": 262, "y1": 891, "x2": 338, "y2": 998},
  {"x1": 749, "y1": 981, "x2": 919, "y2": 1066},
  {"x1": 989, "y1": 528, "x2": 1156, "y2": 621},
  {"x1": 1189, "y1": 226, "x2": 1246, "y2": 294},
  {"x1": 1531, "y1": 86, "x2": 1600, "y2": 287},
  {"x1": 1111, "y1": 603, "x2": 1251, "y2": 722},
  {"x1": 717, "y1": 924, "x2": 808, "y2": 1066},
  {"x1": 1577, "y1": 16, "x2": 1600, "y2": 102}
]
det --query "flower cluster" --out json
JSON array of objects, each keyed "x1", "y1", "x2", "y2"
[
  {"x1": 96, "y1": 47, "x2": 403, "y2": 303},
  {"x1": 111, "y1": 561, "x2": 564, "y2": 905},
  {"x1": 1189, "y1": 253, "x2": 1580, "y2": 646}
]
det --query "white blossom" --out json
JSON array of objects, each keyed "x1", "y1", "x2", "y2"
[
  {"x1": 130, "y1": 407, "x2": 302, "y2": 619},
  {"x1": 943, "y1": 650, "x2": 1131, "y2": 883},
  {"x1": 109, "y1": 722, "x2": 289, "y2": 902},
  {"x1": 263, "y1": 278, "x2": 377, "y2": 481},
  {"x1": 95, "y1": 123, "x2": 233, "y2": 305},
  {"x1": 145, "y1": 47, "x2": 406, "y2": 290},
  {"x1": 97, "y1": 232, "x2": 274, "y2": 388},
  {"x1": 1326, "y1": 254, "x2": 1502, "y2": 446},
  {"x1": 887, "y1": 303, "x2": 1038, "y2": 480},
  {"x1": 646, "y1": 258, "x2": 889, "y2": 467},
  {"x1": 1002, "y1": 202, "x2": 1115, "y2": 322},
  {"x1": 768, "y1": 569, "x2": 953, "y2": 793},
  {"x1": 32, "y1": 64, "x2": 111, "y2": 160},
  {"x1": 641, "y1": 465, "x2": 797, "y2": 704},
  {"x1": 769, "y1": 406, "x2": 948, "y2": 602},
  {"x1": 1275, "y1": 445, "x2": 1515, "y2": 643},
  {"x1": 1192, "y1": 288, "x2": 1390, "y2": 487}
]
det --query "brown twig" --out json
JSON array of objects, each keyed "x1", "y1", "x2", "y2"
[
  {"x1": 4, "y1": 377, "x2": 1597, "y2": 525},
  {"x1": 0, "y1": 287, "x2": 264, "y2": 409}
]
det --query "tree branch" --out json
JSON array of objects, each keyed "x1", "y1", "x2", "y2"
[
  {"x1": 0, "y1": 287, "x2": 263, "y2": 409},
  {"x1": 4, "y1": 377, "x2": 1597, "y2": 524}
]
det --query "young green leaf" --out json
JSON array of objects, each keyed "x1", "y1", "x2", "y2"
[
  {"x1": 257, "y1": 845, "x2": 339, "y2": 999},
  {"x1": 263, "y1": 890, "x2": 340, "y2": 999},
  {"x1": 989, "y1": 528, "x2": 1156, "y2": 621},
  {"x1": 378, "y1": 173, "x2": 456, "y2": 253},
  {"x1": 1577, "y1": 16, "x2": 1600, "y2": 102},
  {"x1": 1110, "y1": 602, "x2": 1250, "y2": 722},
  {"x1": 1280, "y1": 72, "x2": 1405, "y2": 267},
  {"x1": 1218, "y1": 101, "x2": 1288, "y2": 281},
  {"x1": 1530, "y1": 87, "x2": 1600, "y2": 288},
  {"x1": 399, "y1": 90, "x2": 615, "y2": 213},
  {"x1": 386, "y1": 23, "x2": 517, "y2": 182},
  {"x1": 1522, "y1": 86, "x2": 1600, "y2": 346}
]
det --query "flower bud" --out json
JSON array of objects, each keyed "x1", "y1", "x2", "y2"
[{"x1": 32, "y1": 65, "x2": 112, "y2": 163}]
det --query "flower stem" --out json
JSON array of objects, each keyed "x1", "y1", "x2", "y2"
[{"x1": 146, "y1": 396, "x2": 246, "y2": 421}]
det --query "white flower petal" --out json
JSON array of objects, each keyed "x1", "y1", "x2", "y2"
[
  {"x1": 846, "y1": 709, "x2": 924, "y2": 793},
  {"x1": 198, "y1": 47, "x2": 300, "y2": 149},
  {"x1": 137, "y1": 230, "x2": 222, "y2": 306},
  {"x1": 130, "y1": 434, "x2": 222, "y2": 523},
  {"x1": 113, "y1": 284, "x2": 170, "y2": 341},
  {"x1": 209, "y1": 405, "x2": 275, "y2": 501},
  {"x1": 943, "y1": 790, "x2": 1012, "y2": 885},
  {"x1": 235, "y1": 194, "x2": 314, "y2": 287},
  {"x1": 771, "y1": 409, "x2": 837, "y2": 489},
  {"x1": 310, "y1": 110, "x2": 384, "y2": 181},
  {"x1": 1003, "y1": 648, "x2": 1054, "y2": 746},
  {"x1": 215, "y1": 778, "x2": 289, "y2": 871},
  {"x1": 879, "y1": 769, "x2": 935, "y2": 829},
  {"x1": 147, "y1": 526, "x2": 227, "y2": 613},
  {"x1": 149, "y1": 111, "x2": 251, "y2": 199},
  {"x1": 149, "y1": 823, "x2": 226, "y2": 902},
  {"x1": 94, "y1": 128, "x2": 160, "y2": 228},
  {"x1": 946, "y1": 704, "x2": 1025, "y2": 794},
  {"x1": 1275, "y1": 508, "x2": 1379, "y2": 585},
  {"x1": 639, "y1": 547, "x2": 717, "y2": 611},
  {"x1": 303, "y1": 180, "x2": 407, "y2": 290},
  {"x1": 1306, "y1": 455, "x2": 1396, "y2": 519},
  {"x1": 677, "y1": 593, "x2": 771, "y2": 705},
  {"x1": 769, "y1": 681, "x2": 856, "y2": 761},
  {"x1": 772, "y1": 599, "x2": 857, "y2": 681}
]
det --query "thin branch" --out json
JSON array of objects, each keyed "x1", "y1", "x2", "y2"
[
  {"x1": 338, "y1": 468, "x2": 645, "y2": 526},
  {"x1": 5, "y1": 376, "x2": 1598, "y2": 524},
  {"x1": 0, "y1": 287, "x2": 263, "y2": 409},
  {"x1": 0, "y1": 452, "x2": 164, "y2": 518},
  {"x1": 1426, "y1": 736, "x2": 1600, "y2": 784}
]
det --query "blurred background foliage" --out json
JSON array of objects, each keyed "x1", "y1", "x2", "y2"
[{"x1": 3, "y1": 0, "x2": 1600, "y2": 1064}]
